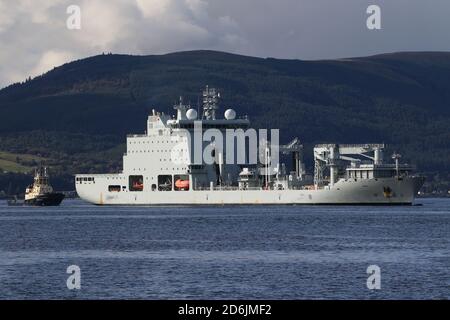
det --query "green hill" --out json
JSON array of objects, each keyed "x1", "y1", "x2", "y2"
[{"x1": 0, "y1": 50, "x2": 449, "y2": 194}]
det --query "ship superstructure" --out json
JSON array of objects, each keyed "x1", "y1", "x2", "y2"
[{"x1": 75, "y1": 86, "x2": 424, "y2": 205}]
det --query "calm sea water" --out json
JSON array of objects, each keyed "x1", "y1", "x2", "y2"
[{"x1": 0, "y1": 198, "x2": 448, "y2": 300}]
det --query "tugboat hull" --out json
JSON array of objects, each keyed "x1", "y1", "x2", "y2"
[{"x1": 24, "y1": 193, "x2": 65, "y2": 206}]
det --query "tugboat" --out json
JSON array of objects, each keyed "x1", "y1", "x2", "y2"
[{"x1": 9, "y1": 167, "x2": 65, "y2": 206}]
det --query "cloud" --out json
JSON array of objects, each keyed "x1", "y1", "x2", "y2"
[
  {"x1": 0, "y1": 2, "x2": 15, "y2": 32},
  {"x1": 20, "y1": 0, "x2": 65, "y2": 24},
  {"x1": 0, "y1": 0, "x2": 247, "y2": 88},
  {"x1": 31, "y1": 50, "x2": 74, "y2": 77},
  {"x1": 73, "y1": 0, "x2": 136, "y2": 50},
  {"x1": 0, "y1": 0, "x2": 449, "y2": 88},
  {"x1": 136, "y1": 0, "x2": 170, "y2": 18}
]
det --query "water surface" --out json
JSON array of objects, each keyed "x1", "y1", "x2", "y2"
[{"x1": 0, "y1": 199, "x2": 448, "y2": 299}]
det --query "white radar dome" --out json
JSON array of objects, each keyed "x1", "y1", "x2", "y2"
[
  {"x1": 186, "y1": 108, "x2": 198, "y2": 120},
  {"x1": 224, "y1": 109, "x2": 236, "y2": 120}
]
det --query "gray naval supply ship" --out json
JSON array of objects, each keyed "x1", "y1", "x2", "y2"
[{"x1": 75, "y1": 86, "x2": 425, "y2": 205}]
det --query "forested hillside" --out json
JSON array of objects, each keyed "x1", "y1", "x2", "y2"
[{"x1": 0, "y1": 50, "x2": 449, "y2": 195}]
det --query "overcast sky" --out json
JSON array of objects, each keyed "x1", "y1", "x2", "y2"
[{"x1": 0, "y1": 0, "x2": 449, "y2": 88}]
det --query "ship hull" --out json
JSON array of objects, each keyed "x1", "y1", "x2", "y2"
[
  {"x1": 24, "y1": 193, "x2": 65, "y2": 206},
  {"x1": 76, "y1": 176, "x2": 425, "y2": 206}
]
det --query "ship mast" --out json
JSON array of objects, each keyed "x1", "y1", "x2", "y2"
[
  {"x1": 174, "y1": 96, "x2": 188, "y2": 120},
  {"x1": 202, "y1": 85, "x2": 220, "y2": 120},
  {"x1": 392, "y1": 152, "x2": 401, "y2": 178}
]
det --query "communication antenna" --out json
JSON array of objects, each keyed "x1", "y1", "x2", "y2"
[
  {"x1": 197, "y1": 94, "x2": 200, "y2": 116},
  {"x1": 202, "y1": 85, "x2": 220, "y2": 120},
  {"x1": 392, "y1": 152, "x2": 402, "y2": 178}
]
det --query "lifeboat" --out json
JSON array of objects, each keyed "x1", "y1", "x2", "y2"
[
  {"x1": 133, "y1": 182, "x2": 143, "y2": 190},
  {"x1": 175, "y1": 179, "x2": 189, "y2": 190}
]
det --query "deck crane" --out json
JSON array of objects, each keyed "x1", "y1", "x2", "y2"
[
  {"x1": 313, "y1": 144, "x2": 385, "y2": 188},
  {"x1": 278, "y1": 138, "x2": 305, "y2": 179}
]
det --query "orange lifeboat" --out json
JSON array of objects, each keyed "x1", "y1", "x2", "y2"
[
  {"x1": 175, "y1": 179, "x2": 189, "y2": 190},
  {"x1": 133, "y1": 182, "x2": 143, "y2": 190}
]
